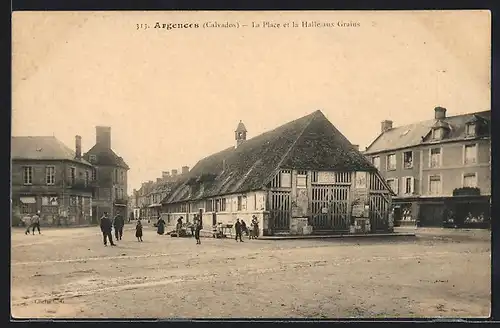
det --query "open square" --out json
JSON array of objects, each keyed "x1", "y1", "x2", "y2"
[{"x1": 11, "y1": 225, "x2": 490, "y2": 318}]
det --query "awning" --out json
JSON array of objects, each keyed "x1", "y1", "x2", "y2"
[
  {"x1": 148, "y1": 203, "x2": 162, "y2": 208},
  {"x1": 20, "y1": 197, "x2": 36, "y2": 204}
]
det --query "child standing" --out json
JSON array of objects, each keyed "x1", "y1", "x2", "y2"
[{"x1": 135, "y1": 220, "x2": 143, "y2": 242}]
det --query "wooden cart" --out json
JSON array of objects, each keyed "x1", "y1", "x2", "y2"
[{"x1": 213, "y1": 223, "x2": 233, "y2": 238}]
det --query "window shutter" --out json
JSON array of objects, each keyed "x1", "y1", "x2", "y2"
[
  {"x1": 410, "y1": 177, "x2": 415, "y2": 194},
  {"x1": 394, "y1": 178, "x2": 399, "y2": 195}
]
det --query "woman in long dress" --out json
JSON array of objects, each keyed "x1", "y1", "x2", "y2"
[
  {"x1": 135, "y1": 220, "x2": 143, "y2": 242},
  {"x1": 251, "y1": 215, "x2": 259, "y2": 239},
  {"x1": 157, "y1": 216, "x2": 166, "y2": 235}
]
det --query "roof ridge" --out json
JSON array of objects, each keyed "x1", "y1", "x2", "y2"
[
  {"x1": 365, "y1": 109, "x2": 490, "y2": 154},
  {"x1": 191, "y1": 111, "x2": 322, "y2": 166},
  {"x1": 383, "y1": 110, "x2": 491, "y2": 132},
  {"x1": 260, "y1": 111, "x2": 319, "y2": 187}
]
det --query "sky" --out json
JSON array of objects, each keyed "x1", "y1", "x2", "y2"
[{"x1": 12, "y1": 10, "x2": 491, "y2": 194}]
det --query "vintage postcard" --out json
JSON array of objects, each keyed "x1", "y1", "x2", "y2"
[{"x1": 11, "y1": 10, "x2": 491, "y2": 319}]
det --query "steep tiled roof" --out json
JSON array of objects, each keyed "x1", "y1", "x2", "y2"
[
  {"x1": 11, "y1": 136, "x2": 92, "y2": 166},
  {"x1": 148, "y1": 180, "x2": 177, "y2": 195},
  {"x1": 83, "y1": 145, "x2": 129, "y2": 169},
  {"x1": 162, "y1": 110, "x2": 376, "y2": 204},
  {"x1": 365, "y1": 110, "x2": 491, "y2": 154}
]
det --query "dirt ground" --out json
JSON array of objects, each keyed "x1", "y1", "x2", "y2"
[{"x1": 11, "y1": 225, "x2": 491, "y2": 319}]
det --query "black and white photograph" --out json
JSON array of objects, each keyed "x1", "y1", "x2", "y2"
[{"x1": 11, "y1": 10, "x2": 491, "y2": 319}]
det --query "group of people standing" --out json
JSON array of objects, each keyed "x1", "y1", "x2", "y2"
[
  {"x1": 173, "y1": 216, "x2": 202, "y2": 244},
  {"x1": 153, "y1": 215, "x2": 202, "y2": 245},
  {"x1": 99, "y1": 212, "x2": 127, "y2": 246},
  {"x1": 98, "y1": 212, "x2": 259, "y2": 246},
  {"x1": 234, "y1": 215, "x2": 259, "y2": 242},
  {"x1": 24, "y1": 211, "x2": 42, "y2": 235}
]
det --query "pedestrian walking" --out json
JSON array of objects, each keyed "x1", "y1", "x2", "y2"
[
  {"x1": 190, "y1": 216, "x2": 196, "y2": 237},
  {"x1": 31, "y1": 211, "x2": 41, "y2": 235},
  {"x1": 135, "y1": 219, "x2": 143, "y2": 242},
  {"x1": 156, "y1": 216, "x2": 166, "y2": 235},
  {"x1": 24, "y1": 215, "x2": 33, "y2": 235},
  {"x1": 194, "y1": 218, "x2": 202, "y2": 245},
  {"x1": 241, "y1": 219, "x2": 248, "y2": 237},
  {"x1": 100, "y1": 212, "x2": 116, "y2": 246},
  {"x1": 113, "y1": 213, "x2": 125, "y2": 241},
  {"x1": 234, "y1": 218, "x2": 243, "y2": 242}
]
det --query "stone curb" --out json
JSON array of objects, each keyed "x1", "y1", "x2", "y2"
[{"x1": 258, "y1": 233, "x2": 416, "y2": 240}]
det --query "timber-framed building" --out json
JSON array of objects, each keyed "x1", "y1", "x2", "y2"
[{"x1": 161, "y1": 110, "x2": 394, "y2": 236}]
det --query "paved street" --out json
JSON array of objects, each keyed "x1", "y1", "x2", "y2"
[{"x1": 11, "y1": 225, "x2": 490, "y2": 319}]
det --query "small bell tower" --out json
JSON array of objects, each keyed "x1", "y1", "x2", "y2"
[{"x1": 235, "y1": 120, "x2": 247, "y2": 148}]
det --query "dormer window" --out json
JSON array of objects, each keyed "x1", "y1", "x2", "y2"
[
  {"x1": 430, "y1": 120, "x2": 450, "y2": 141},
  {"x1": 89, "y1": 155, "x2": 97, "y2": 162},
  {"x1": 432, "y1": 128, "x2": 443, "y2": 140},
  {"x1": 466, "y1": 123, "x2": 476, "y2": 137}
]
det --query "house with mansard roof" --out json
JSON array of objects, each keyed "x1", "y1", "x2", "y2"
[
  {"x1": 364, "y1": 106, "x2": 491, "y2": 228},
  {"x1": 11, "y1": 135, "x2": 95, "y2": 226},
  {"x1": 160, "y1": 110, "x2": 394, "y2": 236}
]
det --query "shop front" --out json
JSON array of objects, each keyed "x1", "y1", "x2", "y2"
[
  {"x1": 392, "y1": 198, "x2": 418, "y2": 227},
  {"x1": 414, "y1": 195, "x2": 490, "y2": 229},
  {"x1": 446, "y1": 195, "x2": 490, "y2": 229}
]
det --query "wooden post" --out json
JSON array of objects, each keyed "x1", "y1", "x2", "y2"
[{"x1": 290, "y1": 170, "x2": 297, "y2": 231}]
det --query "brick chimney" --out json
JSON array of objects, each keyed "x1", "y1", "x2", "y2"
[
  {"x1": 75, "y1": 135, "x2": 82, "y2": 158},
  {"x1": 156, "y1": 178, "x2": 162, "y2": 183},
  {"x1": 434, "y1": 106, "x2": 447, "y2": 120},
  {"x1": 381, "y1": 120, "x2": 393, "y2": 133},
  {"x1": 182, "y1": 166, "x2": 189, "y2": 174},
  {"x1": 162, "y1": 171, "x2": 170, "y2": 179},
  {"x1": 171, "y1": 169, "x2": 178, "y2": 176},
  {"x1": 96, "y1": 126, "x2": 111, "y2": 149},
  {"x1": 352, "y1": 144, "x2": 359, "y2": 151}
]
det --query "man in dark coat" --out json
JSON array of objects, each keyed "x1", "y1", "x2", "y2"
[
  {"x1": 241, "y1": 220, "x2": 248, "y2": 237},
  {"x1": 234, "y1": 218, "x2": 243, "y2": 242},
  {"x1": 194, "y1": 218, "x2": 202, "y2": 245},
  {"x1": 31, "y1": 211, "x2": 42, "y2": 235},
  {"x1": 100, "y1": 212, "x2": 116, "y2": 246},
  {"x1": 113, "y1": 214, "x2": 125, "y2": 240}
]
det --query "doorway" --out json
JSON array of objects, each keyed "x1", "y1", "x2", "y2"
[
  {"x1": 419, "y1": 204, "x2": 445, "y2": 227},
  {"x1": 91, "y1": 206, "x2": 98, "y2": 224}
]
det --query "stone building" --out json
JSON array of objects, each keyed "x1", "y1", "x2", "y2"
[
  {"x1": 11, "y1": 136, "x2": 94, "y2": 226},
  {"x1": 161, "y1": 110, "x2": 394, "y2": 236},
  {"x1": 135, "y1": 169, "x2": 187, "y2": 221},
  {"x1": 83, "y1": 126, "x2": 129, "y2": 222},
  {"x1": 136, "y1": 180, "x2": 154, "y2": 220},
  {"x1": 364, "y1": 107, "x2": 491, "y2": 227},
  {"x1": 128, "y1": 190, "x2": 138, "y2": 221}
]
